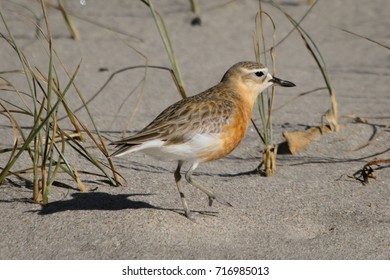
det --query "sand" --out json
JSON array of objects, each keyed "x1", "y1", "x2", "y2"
[{"x1": 0, "y1": 0, "x2": 389, "y2": 259}]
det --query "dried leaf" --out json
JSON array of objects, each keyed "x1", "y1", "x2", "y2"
[{"x1": 283, "y1": 125, "x2": 332, "y2": 154}]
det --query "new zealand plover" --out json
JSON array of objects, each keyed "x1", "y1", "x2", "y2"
[{"x1": 111, "y1": 61, "x2": 295, "y2": 218}]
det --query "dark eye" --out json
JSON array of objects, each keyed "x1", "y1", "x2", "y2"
[{"x1": 255, "y1": 71, "x2": 264, "y2": 77}]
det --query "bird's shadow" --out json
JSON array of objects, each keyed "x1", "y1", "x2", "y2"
[
  {"x1": 30, "y1": 192, "x2": 160, "y2": 215},
  {"x1": 29, "y1": 192, "x2": 218, "y2": 218}
]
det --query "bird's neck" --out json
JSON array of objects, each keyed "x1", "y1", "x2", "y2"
[{"x1": 222, "y1": 79, "x2": 259, "y2": 111}]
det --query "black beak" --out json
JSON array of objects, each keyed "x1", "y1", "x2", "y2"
[{"x1": 270, "y1": 76, "x2": 296, "y2": 87}]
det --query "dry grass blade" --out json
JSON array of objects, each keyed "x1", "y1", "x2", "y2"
[
  {"x1": 254, "y1": 4, "x2": 277, "y2": 141},
  {"x1": 250, "y1": 119, "x2": 265, "y2": 144},
  {"x1": 343, "y1": 114, "x2": 390, "y2": 122},
  {"x1": 64, "y1": 65, "x2": 181, "y2": 120},
  {"x1": 34, "y1": 65, "x2": 84, "y2": 141},
  {"x1": 0, "y1": 101, "x2": 19, "y2": 164},
  {"x1": 46, "y1": 127, "x2": 66, "y2": 188},
  {"x1": 110, "y1": 41, "x2": 149, "y2": 136},
  {"x1": 340, "y1": 28, "x2": 390, "y2": 50},
  {"x1": 273, "y1": 87, "x2": 327, "y2": 111},
  {"x1": 271, "y1": 0, "x2": 339, "y2": 131},
  {"x1": 268, "y1": 0, "x2": 319, "y2": 52},
  {"x1": 58, "y1": 0, "x2": 80, "y2": 40},
  {"x1": 0, "y1": 70, "x2": 23, "y2": 75},
  {"x1": 140, "y1": 0, "x2": 187, "y2": 99},
  {"x1": 254, "y1": 3, "x2": 269, "y2": 145},
  {"x1": 73, "y1": 165, "x2": 87, "y2": 192},
  {"x1": 55, "y1": 123, "x2": 121, "y2": 187},
  {"x1": 0, "y1": 12, "x2": 35, "y2": 99},
  {"x1": 117, "y1": 78, "x2": 146, "y2": 137},
  {"x1": 252, "y1": 0, "x2": 279, "y2": 176},
  {"x1": 190, "y1": 0, "x2": 200, "y2": 15},
  {"x1": 0, "y1": 76, "x2": 34, "y2": 115},
  {"x1": 343, "y1": 117, "x2": 388, "y2": 153},
  {"x1": 349, "y1": 130, "x2": 385, "y2": 153}
]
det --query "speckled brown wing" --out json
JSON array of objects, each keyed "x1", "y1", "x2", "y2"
[
  {"x1": 160, "y1": 97, "x2": 236, "y2": 145},
  {"x1": 111, "y1": 91, "x2": 236, "y2": 147}
]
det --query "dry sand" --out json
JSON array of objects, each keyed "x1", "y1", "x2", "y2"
[{"x1": 0, "y1": 0, "x2": 389, "y2": 259}]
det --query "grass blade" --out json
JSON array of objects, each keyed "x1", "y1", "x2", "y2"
[
  {"x1": 141, "y1": 0, "x2": 187, "y2": 98},
  {"x1": 271, "y1": 0, "x2": 339, "y2": 130}
]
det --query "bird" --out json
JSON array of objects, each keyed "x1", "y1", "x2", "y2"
[{"x1": 110, "y1": 61, "x2": 295, "y2": 219}]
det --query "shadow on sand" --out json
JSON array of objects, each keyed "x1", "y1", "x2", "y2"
[
  {"x1": 33, "y1": 192, "x2": 159, "y2": 215},
  {"x1": 27, "y1": 192, "x2": 218, "y2": 218}
]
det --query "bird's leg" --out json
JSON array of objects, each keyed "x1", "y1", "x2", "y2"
[
  {"x1": 185, "y1": 162, "x2": 232, "y2": 207},
  {"x1": 174, "y1": 161, "x2": 192, "y2": 219}
]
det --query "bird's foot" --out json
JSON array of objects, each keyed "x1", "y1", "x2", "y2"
[{"x1": 208, "y1": 194, "x2": 232, "y2": 208}]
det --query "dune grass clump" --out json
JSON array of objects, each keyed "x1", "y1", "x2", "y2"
[
  {"x1": 252, "y1": 0, "x2": 279, "y2": 176},
  {"x1": 0, "y1": 1, "x2": 120, "y2": 204},
  {"x1": 251, "y1": 0, "x2": 340, "y2": 176}
]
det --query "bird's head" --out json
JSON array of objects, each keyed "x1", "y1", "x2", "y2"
[{"x1": 221, "y1": 61, "x2": 295, "y2": 104}]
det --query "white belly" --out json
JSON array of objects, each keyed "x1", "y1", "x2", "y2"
[{"x1": 133, "y1": 134, "x2": 222, "y2": 162}]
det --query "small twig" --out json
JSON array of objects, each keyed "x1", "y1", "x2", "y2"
[{"x1": 350, "y1": 159, "x2": 390, "y2": 185}]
